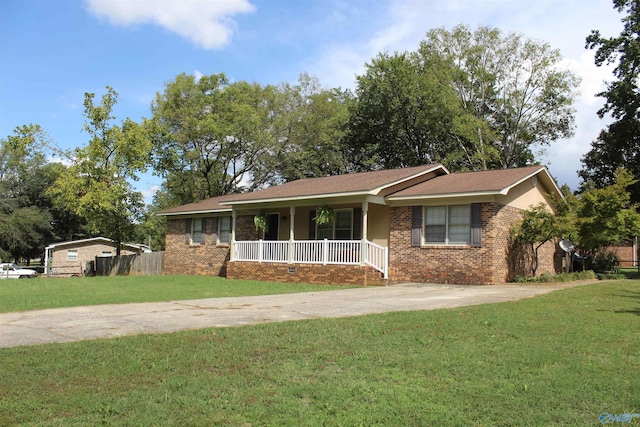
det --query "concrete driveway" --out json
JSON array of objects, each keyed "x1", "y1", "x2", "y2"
[{"x1": 0, "y1": 282, "x2": 590, "y2": 348}]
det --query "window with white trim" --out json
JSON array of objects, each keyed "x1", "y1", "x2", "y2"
[
  {"x1": 316, "y1": 209, "x2": 353, "y2": 240},
  {"x1": 424, "y1": 205, "x2": 471, "y2": 244},
  {"x1": 67, "y1": 250, "x2": 78, "y2": 261}
]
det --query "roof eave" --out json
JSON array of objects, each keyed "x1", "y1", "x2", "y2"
[
  {"x1": 387, "y1": 190, "x2": 503, "y2": 202},
  {"x1": 156, "y1": 208, "x2": 232, "y2": 216},
  {"x1": 220, "y1": 190, "x2": 376, "y2": 207}
]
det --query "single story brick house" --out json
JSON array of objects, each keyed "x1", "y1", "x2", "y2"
[
  {"x1": 159, "y1": 164, "x2": 563, "y2": 285},
  {"x1": 44, "y1": 237, "x2": 149, "y2": 277}
]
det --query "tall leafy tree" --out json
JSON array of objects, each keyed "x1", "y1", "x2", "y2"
[
  {"x1": 580, "y1": 0, "x2": 640, "y2": 204},
  {"x1": 346, "y1": 51, "x2": 464, "y2": 170},
  {"x1": 575, "y1": 168, "x2": 640, "y2": 258},
  {"x1": 419, "y1": 25, "x2": 579, "y2": 170},
  {"x1": 49, "y1": 87, "x2": 151, "y2": 255},
  {"x1": 0, "y1": 125, "x2": 54, "y2": 262},
  {"x1": 262, "y1": 73, "x2": 352, "y2": 183},
  {"x1": 150, "y1": 73, "x2": 280, "y2": 205},
  {"x1": 346, "y1": 25, "x2": 579, "y2": 172}
]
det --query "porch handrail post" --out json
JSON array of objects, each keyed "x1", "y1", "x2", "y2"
[
  {"x1": 361, "y1": 200, "x2": 368, "y2": 266},
  {"x1": 258, "y1": 239, "x2": 263, "y2": 263},
  {"x1": 288, "y1": 206, "x2": 295, "y2": 264},
  {"x1": 384, "y1": 245, "x2": 389, "y2": 279},
  {"x1": 230, "y1": 210, "x2": 237, "y2": 261},
  {"x1": 362, "y1": 238, "x2": 367, "y2": 266},
  {"x1": 323, "y1": 238, "x2": 328, "y2": 265}
]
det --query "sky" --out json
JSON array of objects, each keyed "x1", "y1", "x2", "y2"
[{"x1": 0, "y1": 0, "x2": 625, "y2": 203}]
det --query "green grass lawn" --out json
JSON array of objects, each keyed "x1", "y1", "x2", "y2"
[
  {"x1": 1, "y1": 280, "x2": 638, "y2": 425},
  {"x1": 0, "y1": 276, "x2": 353, "y2": 313},
  {"x1": 620, "y1": 266, "x2": 640, "y2": 279}
]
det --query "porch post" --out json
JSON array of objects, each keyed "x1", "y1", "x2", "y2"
[
  {"x1": 361, "y1": 200, "x2": 369, "y2": 265},
  {"x1": 288, "y1": 206, "x2": 295, "y2": 263},
  {"x1": 230, "y1": 209, "x2": 237, "y2": 261}
]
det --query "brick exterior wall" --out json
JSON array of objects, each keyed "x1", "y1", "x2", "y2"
[
  {"x1": 163, "y1": 215, "x2": 258, "y2": 276},
  {"x1": 608, "y1": 242, "x2": 637, "y2": 266},
  {"x1": 165, "y1": 203, "x2": 562, "y2": 285},
  {"x1": 388, "y1": 203, "x2": 560, "y2": 285},
  {"x1": 227, "y1": 261, "x2": 386, "y2": 286}
]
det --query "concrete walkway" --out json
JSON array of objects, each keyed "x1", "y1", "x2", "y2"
[{"x1": 0, "y1": 282, "x2": 590, "y2": 348}]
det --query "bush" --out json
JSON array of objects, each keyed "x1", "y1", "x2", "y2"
[
  {"x1": 584, "y1": 251, "x2": 620, "y2": 273},
  {"x1": 596, "y1": 273, "x2": 627, "y2": 280},
  {"x1": 514, "y1": 271, "x2": 597, "y2": 283}
]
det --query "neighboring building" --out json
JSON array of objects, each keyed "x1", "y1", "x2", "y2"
[
  {"x1": 608, "y1": 237, "x2": 638, "y2": 267},
  {"x1": 44, "y1": 237, "x2": 150, "y2": 277},
  {"x1": 159, "y1": 164, "x2": 563, "y2": 285}
]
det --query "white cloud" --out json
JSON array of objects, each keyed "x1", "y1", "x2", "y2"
[
  {"x1": 141, "y1": 184, "x2": 160, "y2": 205},
  {"x1": 84, "y1": 0, "x2": 255, "y2": 49}
]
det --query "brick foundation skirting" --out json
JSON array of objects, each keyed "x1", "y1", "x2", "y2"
[{"x1": 227, "y1": 261, "x2": 387, "y2": 286}]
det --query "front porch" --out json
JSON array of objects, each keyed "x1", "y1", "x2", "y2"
[{"x1": 231, "y1": 239, "x2": 388, "y2": 279}]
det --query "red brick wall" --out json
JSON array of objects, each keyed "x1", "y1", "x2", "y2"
[
  {"x1": 388, "y1": 203, "x2": 560, "y2": 285},
  {"x1": 163, "y1": 215, "x2": 259, "y2": 276},
  {"x1": 227, "y1": 262, "x2": 386, "y2": 286},
  {"x1": 608, "y1": 242, "x2": 637, "y2": 266}
]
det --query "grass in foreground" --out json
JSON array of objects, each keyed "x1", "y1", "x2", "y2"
[
  {"x1": 1, "y1": 281, "x2": 639, "y2": 426},
  {"x1": 0, "y1": 276, "x2": 353, "y2": 313}
]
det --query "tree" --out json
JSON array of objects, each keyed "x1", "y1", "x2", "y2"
[
  {"x1": 512, "y1": 202, "x2": 571, "y2": 276},
  {"x1": 49, "y1": 87, "x2": 151, "y2": 255},
  {"x1": 150, "y1": 73, "x2": 280, "y2": 205},
  {"x1": 0, "y1": 125, "x2": 55, "y2": 262},
  {"x1": 258, "y1": 73, "x2": 352, "y2": 183},
  {"x1": 345, "y1": 51, "x2": 464, "y2": 170},
  {"x1": 345, "y1": 25, "x2": 579, "y2": 172},
  {"x1": 574, "y1": 168, "x2": 640, "y2": 260},
  {"x1": 580, "y1": 0, "x2": 640, "y2": 204},
  {"x1": 419, "y1": 25, "x2": 579, "y2": 170}
]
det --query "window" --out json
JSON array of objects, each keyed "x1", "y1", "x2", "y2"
[
  {"x1": 100, "y1": 251, "x2": 112, "y2": 257},
  {"x1": 67, "y1": 250, "x2": 78, "y2": 261},
  {"x1": 192, "y1": 218, "x2": 204, "y2": 244},
  {"x1": 424, "y1": 205, "x2": 471, "y2": 244},
  {"x1": 185, "y1": 218, "x2": 206, "y2": 245},
  {"x1": 316, "y1": 209, "x2": 353, "y2": 240},
  {"x1": 218, "y1": 216, "x2": 232, "y2": 245},
  {"x1": 335, "y1": 210, "x2": 353, "y2": 239}
]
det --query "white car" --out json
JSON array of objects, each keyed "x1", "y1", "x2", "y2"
[{"x1": 0, "y1": 263, "x2": 39, "y2": 279}]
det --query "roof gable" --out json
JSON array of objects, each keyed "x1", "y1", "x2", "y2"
[
  {"x1": 387, "y1": 166, "x2": 561, "y2": 200},
  {"x1": 45, "y1": 237, "x2": 148, "y2": 252}
]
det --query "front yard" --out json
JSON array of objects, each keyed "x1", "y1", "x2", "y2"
[
  {"x1": 0, "y1": 275, "x2": 353, "y2": 313},
  {"x1": 1, "y1": 280, "x2": 638, "y2": 425}
]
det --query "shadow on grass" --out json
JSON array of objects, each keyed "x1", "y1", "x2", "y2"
[{"x1": 604, "y1": 290, "x2": 640, "y2": 316}]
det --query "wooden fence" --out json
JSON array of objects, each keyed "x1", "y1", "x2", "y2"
[{"x1": 95, "y1": 252, "x2": 164, "y2": 276}]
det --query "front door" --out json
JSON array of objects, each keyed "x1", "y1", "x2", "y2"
[{"x1": 264, "y1": 213, "x2": 279, "y2": 240}]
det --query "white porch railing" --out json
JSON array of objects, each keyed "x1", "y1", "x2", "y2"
[{"x1": 233, "y1": 239, "x2": 388, "y2": 278}]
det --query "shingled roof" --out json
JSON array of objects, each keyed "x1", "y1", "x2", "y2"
[
  {"x1": 158, "y1": 164, "x2": 561, "y2": 215},
  {"x1": 387, "y1": 165, "x2": 556, "y2": 200},
  {"x1": 157, "y1": 193, "x2": 241, "y2": 216},
  {"x1": 221, "y1": 164, "x2": 445, "y2": 204}
]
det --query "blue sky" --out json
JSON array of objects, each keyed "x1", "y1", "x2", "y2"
[{"x1": 0, "y1": 0, "x2": 624, "y2": 202}]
